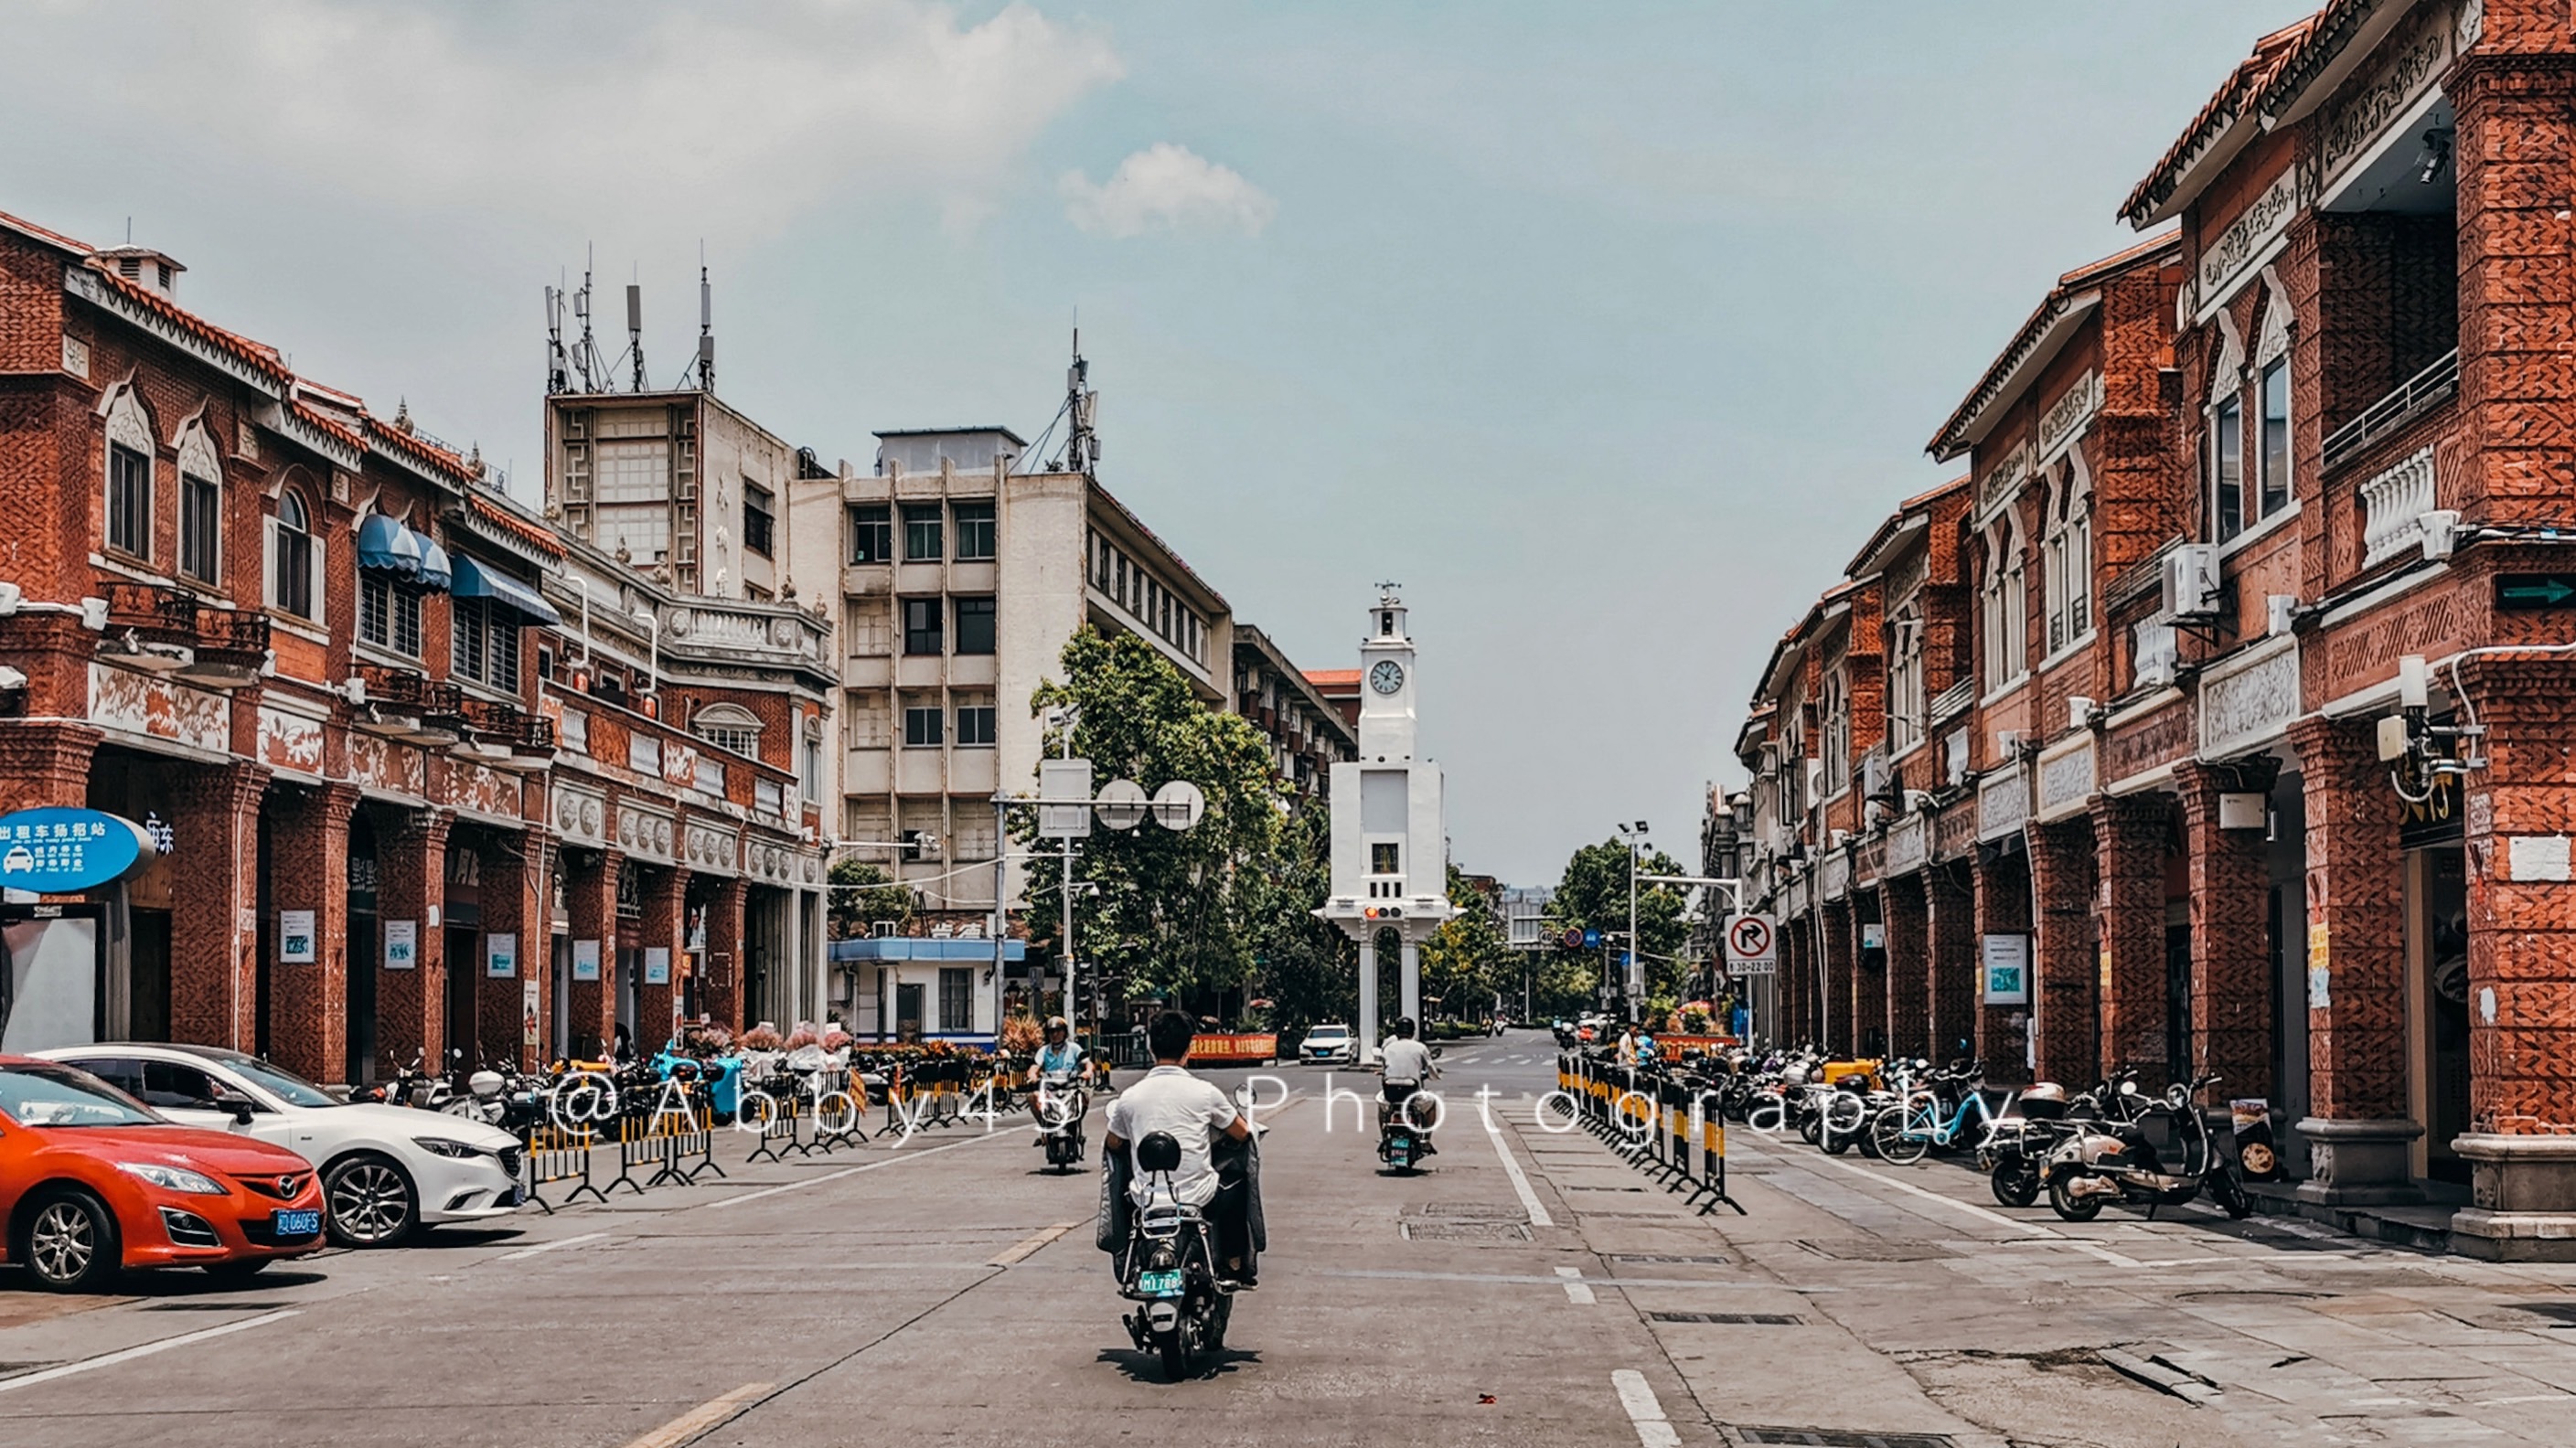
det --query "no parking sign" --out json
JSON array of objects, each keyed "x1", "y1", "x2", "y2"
[{"x1": 1722, "y1": 913, "x2": 1777, "y2": 976}]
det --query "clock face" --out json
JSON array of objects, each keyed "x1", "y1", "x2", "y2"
[{"x1": 1370, "y1": 659, "x2": 1406, "y2": 696}]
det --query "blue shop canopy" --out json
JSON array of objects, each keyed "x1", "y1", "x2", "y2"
[
  {"x1": 828, "y1": 937, "x2": 1029, "y2": 963},
  {"x1": 452, "y1": 556, "x2": 562, "y2": 626},
  {"x1": 356, "y1": 512, "x2": 423, "y2": 576},
  {"x1": 414, "y1": 536, "x2": 453, "y2": 591}
]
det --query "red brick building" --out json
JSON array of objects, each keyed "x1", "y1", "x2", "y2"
[
  {"x1": 0, "y1": 208, "x2": 828, "y2": 1084},
  {"x1": 1735, "y1": 1, "x2": 2576, "y2": 1256}
]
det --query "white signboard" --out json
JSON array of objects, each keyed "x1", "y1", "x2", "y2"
[
  {"x1": 383, "y1": 920, "x2": 418, "y2": 971},
  {"x1": 1723, "y1": 912, "x2": 1778, "y2": 976},
  {"x1": 1981, "y1": 933, "x2": 2031, "y2": 1005},
  {"x1": 279, "y1": 910, "x2": 316, "y2": 964},
  {"x1": 644, "y1": 947, "x2": 671, "y2": 985},
  {"x1": 486, "y1": 932, "x2": 518, "y2": 979},
  {"x1": 572, "y1": 938, "x2": 602, "y2": 982}
]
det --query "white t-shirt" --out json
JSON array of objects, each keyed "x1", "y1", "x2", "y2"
[
  {"x1": 1379, "y1": 1038, "x2": 1434, "y2": 1087},
  {"x1": 1106, "y1": 1065, "x2": 1242, "y2": 1208}
]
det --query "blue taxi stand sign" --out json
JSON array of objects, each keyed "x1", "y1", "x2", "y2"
[{"x1": 0, "y1": 808, "x2": 155, "y2": 894}]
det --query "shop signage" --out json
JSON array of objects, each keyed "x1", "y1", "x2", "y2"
[
  {"x1": 645, "y1": 947, "x2": 671, "y2": 985},
  {"x1": 279, "y1": 910, "x2": 316, "y2": 964},
  {"x1": 0, "y1": 808, "x2": 153, "y2": 894},
  {"x1": 2198, "y1": 166, "x2": 2305, "y2": 314},
  {"x1": 2036, "y1": 370, "x2": 2101, "y2": 464},
  {"x1": 521, "y1": 979, "x2": 540, "y2": 1047},
  {"x1": 572, "y1": 938, "x2": 601, "y2": 982},
  {"x1": 384, "y1": 920, "x2": 418, "y2": 970},
  {"x1": 1981, "y1": 934, "x2": 2030, "y2": 1005},
  {"x1": 486, "y1": 932, "x2": 518, "y2": 978},
  {"x1": 2496, "y1": 574, "x2": 2576, "y2": 611}
]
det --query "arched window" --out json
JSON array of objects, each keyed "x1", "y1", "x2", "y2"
[
  {"x1": 175, "y1": 419, "x2": 222, "y2": 586},
  {"x1": 1980, "y1": 515, "x2": 2026, "y2": 691},
  {"x1": 1886, "y1": 602, "x2": 1925, "y2": 753},
  {"x1": 692, "y1": 702, "x2": 765, "y2": 759},
  {"x1": 102, "y1": 386, "x2": 154, "y2": 559},
  {"x1": 268, "y1": 489, "x2": 316, "y2": 619},
  {"x1": 2041, "y1": 459, "x2": 2092, "y2": 656},
  {"x1": 1822, "y1": 666, "x2": 1851, "y2": 795}
]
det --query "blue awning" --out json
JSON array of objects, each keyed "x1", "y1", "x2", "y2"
[
  {"x1": 451, "y1": 556, "x2": 562, "y2": 626},
  {"x1": 828, "y1": 937, "x2": 1028, "y2": 963},
  {"x1": 412, "y1": 535, "x2": 452, "y2": 591},
  {"x1": 356, "y1": 513, "x2": 422, "y2": 576}
]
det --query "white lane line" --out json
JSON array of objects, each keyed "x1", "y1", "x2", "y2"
[
  {"x1": 619, "y1": 1379, "x2": 775, "y2": 1448},
  {"x1": 697, "y1": 1131, "x2": 997, "y2": 1208},
  {"x1": 1483, "y1": 1109, "x2": 1555, "y2": 1228},
  {"x1": 989, "y1": 1221, "x2": 1081, "y2": 1267},
  {"x1": 0, "y1": 1309, "x2": 298, "y2": 1395},
  {"x1": 494, "y1": 1230, "x2": 607, "y2": 1262},
  {"x1": 1610, "y1": 1368, "x2": 1682, "y2": 1448},
  {"x1": 1792, "y1": 1147, "x2": 2062, "y2": 1239},
  {"x1": 1556, "y1": 1265, "x2": 1597, "y2": 1304}
]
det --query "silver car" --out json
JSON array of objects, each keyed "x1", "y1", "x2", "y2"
[
  {"x1": 1299, "y1": 1023, "x2": 1355, "y2": 1065},
  {"x1": 40, "y1": 1043, "x2": 522, "y2": 1248}
]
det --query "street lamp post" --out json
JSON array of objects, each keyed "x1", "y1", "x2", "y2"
[{"x1": 1617, "y1": 821, "x2": 1650, "y2": 1014}]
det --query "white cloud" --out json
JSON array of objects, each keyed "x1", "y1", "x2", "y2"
[
  {"x1": 4, "y1": 0, "x2": 1123, "y2": 240},
  {"x1": 1060, "y1": 144, "x2": 1277, "y2": 238}
]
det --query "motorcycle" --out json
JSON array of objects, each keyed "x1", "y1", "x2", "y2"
[
  {"x1": 1034, "y1": 1075, "x2": 1088, "y2": 1172},
  {"x1": 1377, "y1": 1087, "x2": 1438, "y2": 1173},
  {"x1": 2039, "y1": 1073, "x2": 2252, "y2": 1222},
  {"x1": 1117, "y1": 1131, "x2": 1235, "y2": 1381}
]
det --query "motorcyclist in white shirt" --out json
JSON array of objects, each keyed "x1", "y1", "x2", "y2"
[
  {"x1": 1104, "y1": 1009, "x2": 1260, "y2": 1285},
  {"x1": 1377, "y1": 1017, "x2": 1438, "y2": 1154}
]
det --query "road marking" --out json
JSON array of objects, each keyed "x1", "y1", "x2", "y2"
[
  {"x1": 1322, "y1": 1266, "x2": 1844, "y2": 1291},
  {"x1": 1556, "y1": 1265, "x2": 1597, "y2": 1304},
  {"x1": 697, "y1": 1132, "x2": 999, "y2": 1208},
  {"x1": 989, "y1": 1221, "x2": 1081, "y2": 1267},
  {"x1": 495, "y1": 1230, "x2": 607, "y2": 1262},
  {"x1": 1610, "y1": 1368, "x2": 1682, "y2": 1448},
  {"x1": 1483, "y1": 1111, "x2": 1555, "y2": 1227},
  {"x1": 619, "y1": 1380, "x2": 775, "y2": 1448},
  {"x1": 1792, "y1": 1147, "x2": 2061, "y2": 1238},
  {"x1": 0, "y1": 1309, "x2": 298, "y2": 1395}
]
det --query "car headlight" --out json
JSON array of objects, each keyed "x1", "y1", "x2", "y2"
[
  {"x1": 412, "y1": 1137, "x2": 486, "y2": 1159},
  {"x1": 118, "y1": 1161, "x2": 227, "y2": 1195}
]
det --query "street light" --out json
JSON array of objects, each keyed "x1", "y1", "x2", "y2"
[{"x1": 1616, "y1": 821, "x2": 1651, "y2": 1013}]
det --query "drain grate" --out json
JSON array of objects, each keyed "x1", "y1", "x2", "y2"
[
  {"x1": 1651, "y1": 1311, "x2": 1801, "y2": 1326},
  {"x1": 1617, "y1": 1253, "x2": 1730, "y2": 1265},
  {"x1": 1401, "y1": 1219, "x2": 1531, "y2": 1242},
  {"x1": 1414, "y1": 1201, "x2": 1529, "y2": 1220},
  {"x1": 1796, "y1": 1239, "x2": 1952, "y2": 1262},
  {"x1": 1734, "y1": 1430, "x2": 1955, "y2": 1447},
  {"x1": 141, "y1": 1301, "x2": 294, "y2": 1312}
]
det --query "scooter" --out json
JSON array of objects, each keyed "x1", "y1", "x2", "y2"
[
  {"x1": 2039, "y1": 1073, "x2": 2252, "y2": 1221},
  {"x1": 1033, "y1": 1075, "x2": 1088, "y2": 1172},
  {"x1": 1118, "y1": 1131, "x2": 1235, "y2": 1381},
  {"x1": 1377, "y1": 1087, "x2": 1438, "y2": 1173}
]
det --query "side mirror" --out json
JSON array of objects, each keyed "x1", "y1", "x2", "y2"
[
  {"x1": 1429, "y1": 1046, "x2": 1444, "y2": 1059},
  {"x1": 214, "y1": 1090, "x2": 257, "y2": 1125}
]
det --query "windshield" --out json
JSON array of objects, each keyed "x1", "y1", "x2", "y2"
[
  {"x1": 0, "y1": 1063, "x2": 164, "y2": 1127},
  {"x1": 184, "y1": 1049, "x2": 341, "y2": 1108},
  {"x1": 1306, "y1": 1027, "x2": 1347, "y2": 1040}
]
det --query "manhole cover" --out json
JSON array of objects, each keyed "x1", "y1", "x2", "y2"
[
  {"x1": 1796, "y1": 1240, "x2": 1951, "y2": 1262},
  {"x1": 1734, "y1": 1430, "x2": 1955, "y2": 1447},
  {"x1": 1401, "y1": 1219, "x2": 1531, "y2": 1242},
  {"x1": 1414, "y1": 1201, "x2": 1528, "y2": 1220},
  {"x1": 1651, "y1": 1311, "x2": 1801, "y2": 1326}
]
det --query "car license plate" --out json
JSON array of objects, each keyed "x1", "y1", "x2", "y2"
[
  {"x1": 272, "y1": 1208, "x2": 321, "y2": 1239},
  {"x1": 1138, "y1": 1268, "x2": 1183, "y2": 1296}
]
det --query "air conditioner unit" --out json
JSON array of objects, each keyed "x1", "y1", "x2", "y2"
[
  {"x1": 2133, "y1": 619, "x2": 2178, "y2": 689},
  {"x1": 870, "y1": 920, "x2": 897, "y2": 939},
  {"x1": 2067, "y1": 697, "x2": 2097, "y2": 730},
  {"x1": 2162, "y1": 544, "x2": 2224, "y2": 619},
  {"x1": 1994, "y1": 729, "x2": 2026, "y2": 758}
]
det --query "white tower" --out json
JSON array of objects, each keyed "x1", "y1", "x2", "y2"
[{"x1": 1320, "y1": 586, "x2": 1454, "y2": 1060}]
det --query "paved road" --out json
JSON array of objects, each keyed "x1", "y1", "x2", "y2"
[{"x1": 2, "y1": 1032, "x2": 2572, "y2": 1447}]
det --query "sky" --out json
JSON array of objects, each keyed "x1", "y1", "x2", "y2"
[{"x1": 0, "y1": 0, "x2": 2319, "y2": 887}]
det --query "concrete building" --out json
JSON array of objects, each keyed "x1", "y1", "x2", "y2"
[{"x1": 1232, "y1": 623, "x2": 1357, "y2": 800}]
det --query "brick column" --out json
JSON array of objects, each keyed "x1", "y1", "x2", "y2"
[
  {"x1": 1821, "y1": 897, "x2": 1855, "y2": 1057},
  {"x1": 1779, "y1": 912, "x2": 1806, "y2": 1044},
  {"x1": 1972, "y1": 846, "x2": 2032, "y2": 1086},
  {"x1": 0, "y1": 720, "x2": 101, "y2": 813},
  {"x1": 374, "y1": 810, "x2": 449, "y2": 1074},
  {"x1": 2291, "y1": 716, "x2": 2419, "y2": 1205},
  {"x1": 636, "y1": 865, "x2": 686, "y2": 1049},
  {"x1": 2028, "y1": 818, "x2": 2098, "y2": 1091},
  {"x1": 1852, "y1": 891, "x2": 1888, "y2": 1058},
  {"x1": 700, "y1": 874, "x2": 749, "y2": 1029},
  {"x1": 2095, "y1": 793, "x2": 2171, "y2": 1085},
  {"x1": 2175, "y1": 761, "x2": 2271, "y2": 1099},
  {"x1": 1881, "y1": 878, "x2": 1928, "y2": 1059},
  {"x1": 265, "y1": 782, "x2": 359, "y2": 1085},
  {"x1": 1927, "y1": 862, "x2": 1977, "y2": 1066},
  {"x1": 561, "y1": 848, "x2": 620, "y2": 1059},
  {"x1": 474, "y1": 830, "x2": 549, "y2": 1070},
  {"x1": 169, "y1": 761, "x2": 269, "y2": 1049}
]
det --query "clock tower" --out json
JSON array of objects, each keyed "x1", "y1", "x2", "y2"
[{"x1": 1320, "y1": 586, "x2": 1454, "y2": 1060}]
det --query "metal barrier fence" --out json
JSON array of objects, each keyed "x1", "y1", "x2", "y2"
[{"x1": 1556, "y1": 1051, "x2": 1742, "y2": 1216}]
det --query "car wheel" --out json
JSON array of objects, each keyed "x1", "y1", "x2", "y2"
[
  {"x1": 325, "y1": 1154, "x2": 418, "y2": 1247},
  {"x1": 19, "y1": 1187, "x2": 120, "y2": 1293}
]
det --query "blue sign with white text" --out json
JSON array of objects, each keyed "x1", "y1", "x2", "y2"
[{"x1": 0, "y1": 808, "x2": 151, "y2": 894}]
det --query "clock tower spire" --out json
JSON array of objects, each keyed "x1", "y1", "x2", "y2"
[{"x1": 1357, "y1": 581, "x2": 1416, "y2": 761}]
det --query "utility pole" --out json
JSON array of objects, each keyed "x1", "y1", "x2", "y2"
[{"x1": 1618, "y1": 821, "x2": 1650, "y2": 1015}]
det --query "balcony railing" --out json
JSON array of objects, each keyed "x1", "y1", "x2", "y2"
[
  {"x1": 2358, "y1": 444, "x2": 2439, "y2": 568},
  {"x1": 101, "y1": 581, "x2": 197, "y2": 647},
  {"x1": 2322, "y1": 348, "x2": 2459, "y2": 472},
  {"x1": 459, "y1": 696, "x2": 558, "y2": 759},
  {"x1": 97, "y1": 581, "x2": 269, "y2": 686}
]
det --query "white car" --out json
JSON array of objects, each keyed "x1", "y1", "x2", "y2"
[
  {"x1": 1299, "y1": 1024, "x2": 1355, "y2": 1066},
  {"x1": 39, "y1": 1043, "x2": 522, "y2": 1248}
]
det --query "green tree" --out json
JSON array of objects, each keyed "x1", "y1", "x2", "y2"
[
  {"x1": 1420, "y1": 863, "x2": 1512, "y2": 1021},
  {"x1": 826, "y1": 858, "x2": 914, "y2": 940},
  {"x1": 1239, "y1": 803, "x2": 1352, "y2": 1034},
  {"x1": 1542, "y1": 836, "x2": 1691, "y2": 1010},
  {"x1": 1019, "y1": 627, "x2": 1290, "y2": 1016}
]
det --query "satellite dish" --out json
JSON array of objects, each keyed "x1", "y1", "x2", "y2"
[
  {"x1": 1151, "y1": 780, "x2": 1206, "y2": 831},
  {"x1": 1094, "y1": 779, "x2": 1149, "y2": 831}
]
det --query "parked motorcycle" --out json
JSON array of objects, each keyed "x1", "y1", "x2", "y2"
[
  {"x1": 2039, "y1": 1073, "x2": 2251, "y2": 1221},
  {"x1": 1117, "y1": 1131, "x2": 1235, "y2": 1380}
]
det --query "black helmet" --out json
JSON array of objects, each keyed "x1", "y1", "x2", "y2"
[{"x1": 1394, "y1": 1017, "x2": 1417, "y2": 1038}]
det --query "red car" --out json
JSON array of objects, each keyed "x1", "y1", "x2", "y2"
[{"x1": 0, "y1": 1054, "x2": 326, "y2": 1291}]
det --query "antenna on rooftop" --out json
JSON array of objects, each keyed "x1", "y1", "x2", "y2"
[
  {"x1": 625, "y1": 274, "x2": 647, "y2": 392},
  {"x1": 1060, "y1": 322, "x2": 1099, "y2": 478},
  {"x1": 544, "y1": 273, "x2": 570, "y2": 395},
  {"x1": 694, "y1": 242, "x2": 714, "y2": 393},
  {"x1": 571, "y1": 248, "x2": 604, "y2": 393}
]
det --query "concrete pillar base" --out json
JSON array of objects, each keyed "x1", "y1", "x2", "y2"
[
  {"x1": 2293, "y1": 1117, "x2": 2426, "y2": 1207},
  {"x1": 2445, "y1": 1134, "x2": 2576, "y2": 1259}
]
